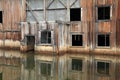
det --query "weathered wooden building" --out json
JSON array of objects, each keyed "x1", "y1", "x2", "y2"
[
  {"x1": 18, "y1": 0, "x2": 120, "y2": 55},
  {"x1": 19, "y1": 0, "x2": 120, "y2": 79},
  {"x1": 0, "y1": 0, "x2": 120, "y2": 80}
]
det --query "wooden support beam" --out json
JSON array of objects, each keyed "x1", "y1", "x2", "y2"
[
  {"x1": 0, "y1": 30, "x2": 20, "y2": 32},
  {"x1": 58, "y1": 0, "x2": 67, "y2": 8},
  {"x1": 70, "y1": 0, "x2": 78, "y2": 8},
  {"x1": 47, "y1": 0, "x2": 55, "y2": 9},
  {"x1": 44, "y1": 0, "x2": 46, "y2": 21},
  {"x1": 25, "y1": 1, "x2": 39, "y2": 23}
]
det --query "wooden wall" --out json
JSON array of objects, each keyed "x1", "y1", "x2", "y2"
[
  {"x1": 116, "y1": 0, "x2": 120, "y2": 53},
  {"x1": 67, "y1": 0, "x2": 117, "y2": 55},
  {"x1": 19, "y1": 0, "x2": 120, "y2": 55},
  {"x1": 0, "y1": 0, "x2": 119, "y2": 56},
  {"x1": 0, "y1": 0, "x2": 26, "y2": 49},
  {"x1": 0, "y1": 0, "x2": 26, "y2": 40}
]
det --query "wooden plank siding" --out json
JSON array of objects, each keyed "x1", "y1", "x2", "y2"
[
  {"x1": 16, "y1": 0, "x2": 120, "y2": 56},
  {"x1": 1, "y1": 0, "x2": 120, "y2": 56},
  {"x1": 116, "y1": 0, "x2": 120, "y2": 54},
  {"x1": 0, "y1": 0, "x2": 26, "y2": 50},
  {"x1": 0, "y1": 0, "x2": 119, "y2": 55}
]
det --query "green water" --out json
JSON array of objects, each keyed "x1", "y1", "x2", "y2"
[{"x1": 0, "y1": 50, "x2": 119, "y2": 80}]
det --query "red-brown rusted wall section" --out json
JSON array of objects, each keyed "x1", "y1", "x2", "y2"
[
  {"x1": 116, "y1": 0, "x2": 120, "y2": 53},
  {"x1": 68, "y1": 0, "x2": 118, "y2": 55},
  {"x1": 0, "y1": 0, "x2": 26, "y2": 40}
]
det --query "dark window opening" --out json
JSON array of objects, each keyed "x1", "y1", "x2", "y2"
[
  {"x1": 98, "y1": 6, "x2": 110, "y2": 20},
  {"x1": 72, "y1": 59, "x2": 82, "y2": 71},
  {"x1": 70, "y1": 8, "x2": 81, "y2": 21},
  {"x1": 0, "y1": 11, "x2": 3, "y2": 23},
  {"x1": 97, "y1": 62, "x2": 109, "y2": 74},
  {"x1": 41, "y1": 31, "x2": 51, "y2": 44},
  {"x1": 97, "y1": 34, "x2": 110, "y2": 47},
  {"x1": 25, "y1": 35, "x2": 35, "y2": 46},
  {"x1": 41, "y1": 63, "x2": 51, "y2": 76},
  {"x1": 72, "y1": 35, "x2": 83, "y2": 46}
]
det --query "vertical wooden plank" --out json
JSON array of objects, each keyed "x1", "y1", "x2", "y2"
[{"x1": 6, "y1": 32, "x2": 11, "y2": 39}]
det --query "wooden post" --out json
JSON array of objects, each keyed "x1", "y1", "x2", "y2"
[{"x1": 44, "y1": 0, "x2": 46, "y2": 21}]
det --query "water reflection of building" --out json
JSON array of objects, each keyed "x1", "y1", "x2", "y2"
[
  {"x1": 0, "y1": 50, "x2": 119, "y2": 80},
  {"x1": 66, "y1": 54, "x2": 120, "y2": 80},
  {"x1": 21, "y1": 53, "x2": 120, "y2": 80},
  {"x1": 0, "y1": 50, "x2": 21, "y2": 80},
  {"x1": 21, "y1": 53, "x2": 57, "y2": 80},
  {"x1": 0, "y1": 0, "x2": 120, "y2": 80}
]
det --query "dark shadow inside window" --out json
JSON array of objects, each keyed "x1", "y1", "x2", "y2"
[
  {"x1": 70, "y1": 8, "x2": 81, "y2": 21},
  {"x1": 41, "y1": 31, "x2": 51, "y2": 44},
  {"x1": 0, "y1": 11, "x2": 2, "y2": 23},
  {"x1": 98, "y1": 34, "x2": 110, "y2": 46},
  {"x1": 72, "y1": 35, "x2": 83, "y2": 46},
  {"x1": 98, "y1": 6, "x2": 110, "y2": 20}
]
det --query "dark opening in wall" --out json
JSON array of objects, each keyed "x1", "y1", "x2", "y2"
[
  {"x1": 72, "y1": 35, "x2": 83, "y2": 46},
  {"x1": 0, "y1": 11, "x2": 3, "y2": 23},
  {"x1": 72, "y1": 59, "x2": 82, "y2": 71},
  {"x1": 25, "y1": 35, "x2": 35, "y2": 46},
  {"x1": 97, "y1": 34, "x2": 110, "y2": 47},
  {"x1": 70, "y1": 8, "x2": 81, "y2": 21},
  {"x1": 41, "y1": 63, "x2": 51, "y2": 76},
  {"x1": 41, "y1": 31, "x2": 51, "y2": 44},
  {"x1": 98, "y1": 6, "x2": 110, "y2": 20},
  {"x1": 97, "y1": 62, "x2": 109, "y2": 74}
]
